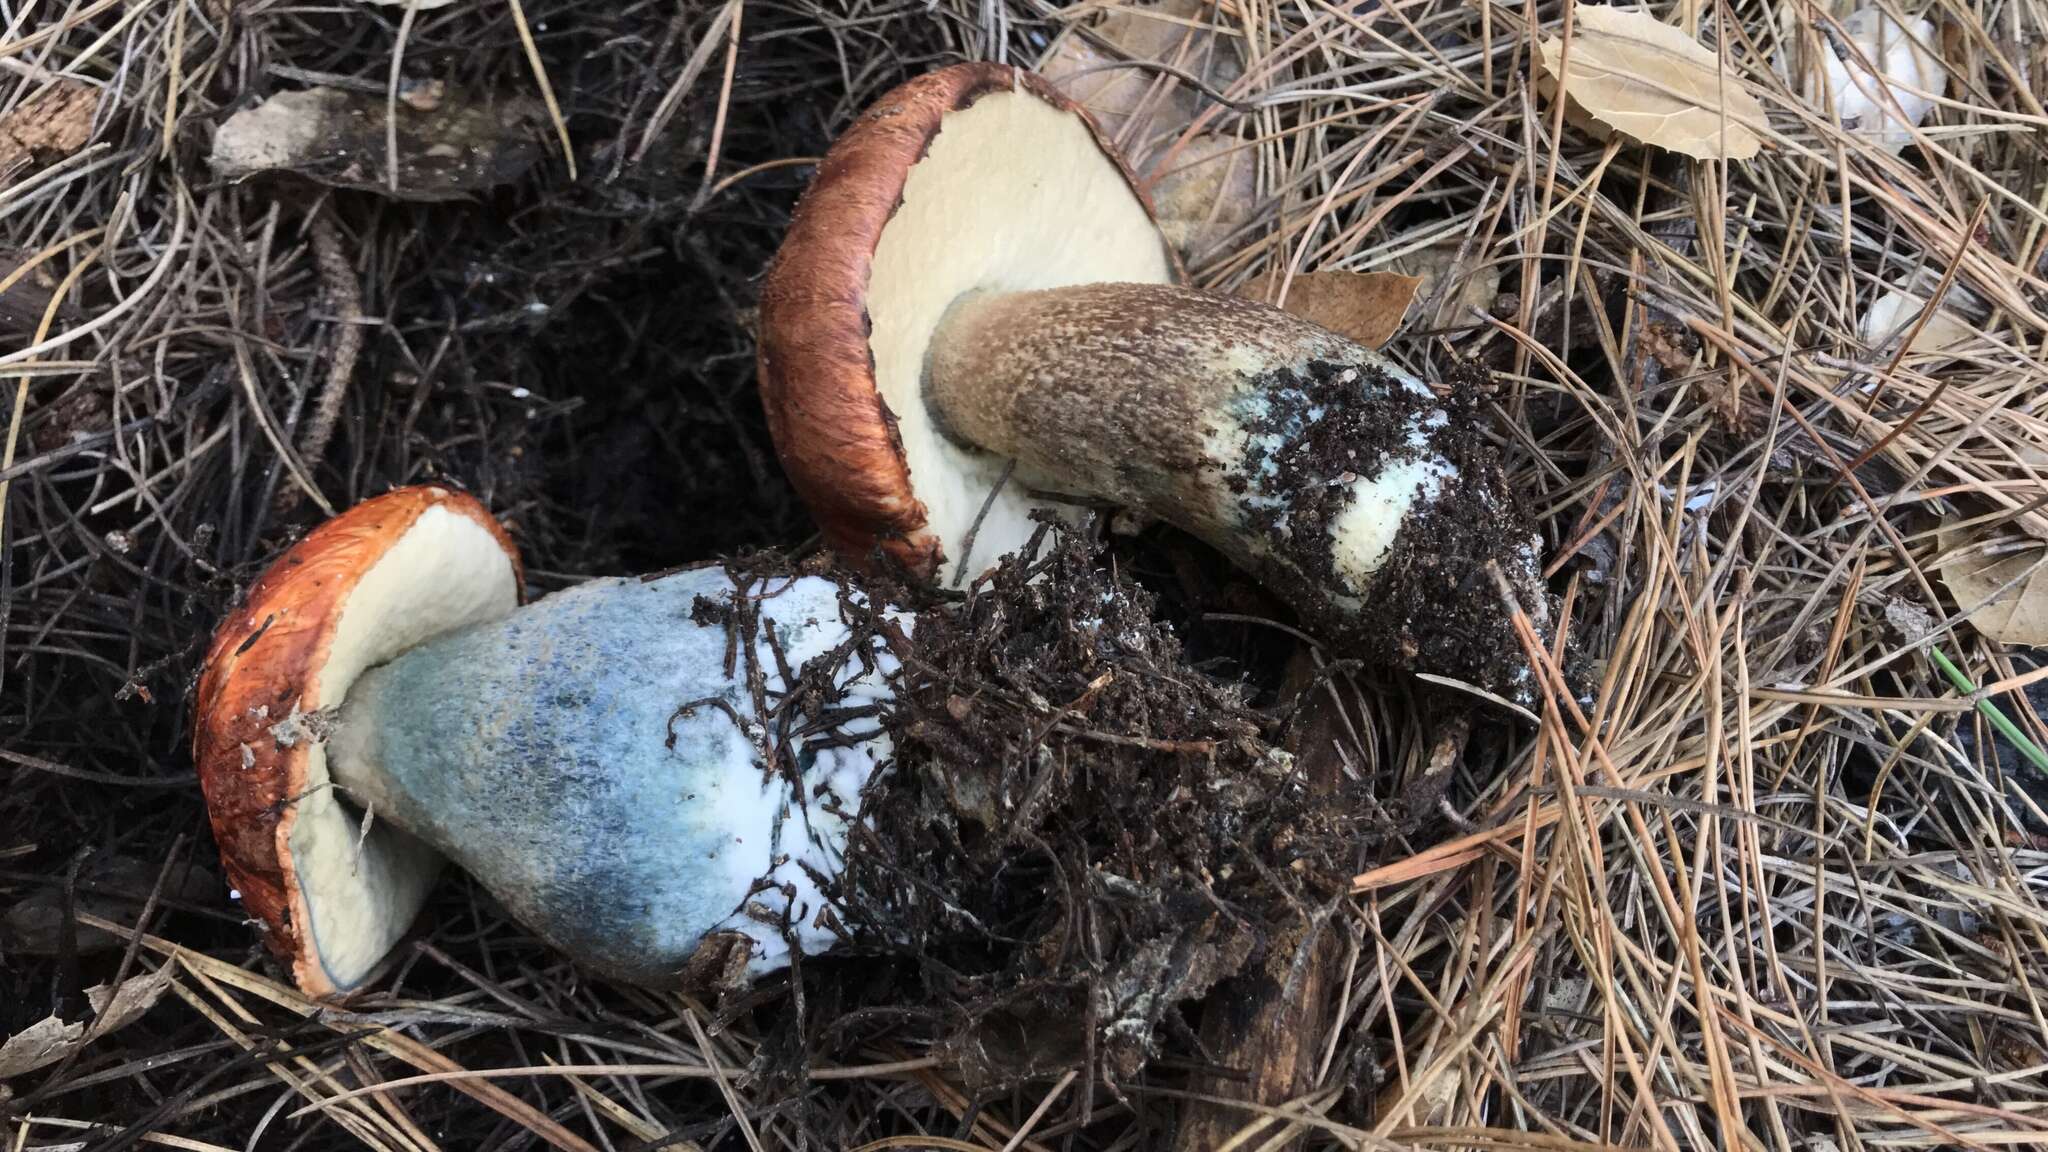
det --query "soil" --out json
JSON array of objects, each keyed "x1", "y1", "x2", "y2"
[
  {"x1": 805, "y1": 524, "x2": 1392, "y2": 1093},
  {"x1": 1229, "y1": 354, "x2": 1541, "y2": 698},
  {"x1": 1350, "y1": 360, "x2": 1545, "y2": 698},
  {"x1": 1230, "y1": 360, "x2": 1435, "y2": 599}
]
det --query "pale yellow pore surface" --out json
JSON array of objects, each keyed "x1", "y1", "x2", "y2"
[
  {"x1": 866, "y1": 86, "x2": 1171, "y2": 585},
  {"x1": 287, "y1": 498, "x2": 519, "y2": 992}
]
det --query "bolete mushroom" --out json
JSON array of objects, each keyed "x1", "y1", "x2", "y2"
[
  {"x1": 759, "y1": 63, "x2": 1546, "y2": 692},
  {"x1": 195, "y1": 485, "x2": 898, "y2": 994}
]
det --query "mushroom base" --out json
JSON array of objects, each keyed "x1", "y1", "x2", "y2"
[
  {"x1": 923, "y1": 282, "x2": 1546, "y2": 695},
  {"x1": 325, "y1": 567, "x2": 899, "y2": 986}
]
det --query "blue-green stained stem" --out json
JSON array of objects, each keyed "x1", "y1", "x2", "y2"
[{"x1": 326, "y1": 567, "x2": 900, "y2": 985}]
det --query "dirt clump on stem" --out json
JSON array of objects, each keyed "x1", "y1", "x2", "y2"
[
  {"x1": 1350, "y1": 360, "x2": 1543, "y2": 696},
  {"x1": 1231, "y1": 354, "x2": 1541, "y2": 696}
]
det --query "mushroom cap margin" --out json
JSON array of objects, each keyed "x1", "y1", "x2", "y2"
[{"x1": 192, "y1": 484, "x2": 523, "y2": 997}]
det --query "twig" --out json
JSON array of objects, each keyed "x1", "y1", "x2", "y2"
[{"x1": 277, "y1": 206, "x2": 364, "y2": 513}]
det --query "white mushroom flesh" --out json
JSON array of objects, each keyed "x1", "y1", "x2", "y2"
[{"x1": 867, "y1": 86, "x2": 1172, "y2": 585}]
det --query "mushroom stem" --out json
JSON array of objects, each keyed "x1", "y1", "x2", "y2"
[
  {"x1": 322, "y1": 567, "x2": 898, "y2": 985},
  {"x1": 924, "y1": 281, "x2": 1545, "y2": 691}
]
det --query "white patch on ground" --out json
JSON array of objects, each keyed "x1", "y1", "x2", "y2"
[
  {"x1": 866, "y1": 86, "x2": 1171, "y2": 584},
  {"x1": 290, "y1": 498, "x2": 518, "y2": 992},
  {"x1": 209, "y1": 90, "x2": 338, "y2": 179},
  {"x1": 1807, "y1": 9, "x2": 1946, "y2": 153}
]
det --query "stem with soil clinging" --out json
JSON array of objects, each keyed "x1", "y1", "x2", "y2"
[{"x1": 924, "y1": 281, "x2": 1545, "y2": 689}]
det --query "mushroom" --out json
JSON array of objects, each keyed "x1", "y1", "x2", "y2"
[
  {"x1": 195, "y1": 485, "x2": 898, "y2": 994},
  {"x1": 1803, "y1": 7, "x2": 1947, "y2": 155},
  {"x1": 758, "y1": 63, "x2": 1547, "y2": 694}
]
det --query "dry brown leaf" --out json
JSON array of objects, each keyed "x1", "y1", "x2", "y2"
[
  {"x1": 1247, "y1": 271, "x2": 1423, "y2": 349},
  {"x1": 84, "y1": 964, "x2": 174, "y2": 1036},
  {"x1": 1041, "y1": 0, "x2": 1241, "y2": 144},
  {"x1": 0, "y1": 966, "x2": 170, "y2": 1079},
  {"x1": 1861, "y1": 289, "x2": 1976, "y2": 354},
  {"x1": 1150, "y1": 134, "x2": 1255, "y2": 257},
  {"x1": 1042, "y1": 35, "x2": 1169, "y2": 138},
  {"x1": 1937, "y1": 523, "x2": 2048, "y2": 646},
  {"x1": 210, "y1": 87, "x2": 546, "y2": 201},
  {"x1": 1537, "y1": 4, "x2": 1767, "y2": 160},
  {"x1": 0, "y1": 79, "x2": 99, "y2": 173},
  {"x1": 1098, "y1": 0, "x2": 1231, "y2": 65}
]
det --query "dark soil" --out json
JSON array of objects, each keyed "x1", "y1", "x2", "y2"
[
  {"x1": 1231, "y1": 359, "x2": 1435, "y2": 593},
  {"x1": 1229, "y1": 354, "x2": 1542, "y2": 698},
  {"x1": 835, "y1": 523, "x2": 1386, "y2": 1094},
  {"x1": 1348, "y1": 360, "x2": 1545, "y2": 699}
]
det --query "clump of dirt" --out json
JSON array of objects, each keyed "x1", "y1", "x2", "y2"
[
  {"x1": 1228, "y1": 355, "x2": 1542, "y2": 698},
  {"x1": 831, "y1": 523, "x2": 1383, "y2": 1090},
  {"x1": 1230, "y1": 356, "x2": 1437, "y2": 598},
  {"x1": 1350, "y1": 361, "x2": 1545, "y2": 698}
]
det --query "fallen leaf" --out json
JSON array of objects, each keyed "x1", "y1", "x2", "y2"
[
  {"x1": 84, "y1": 965, "x2": 174, "y2": 1037},
  {"x1": 1041, "y1": 0, "x2": 1241, "y2": 145},
  {"x1": 1150, "y1": 134, "x2": 1255, "y2": 257},
  {"x1": 0, "y1": 79, "x2": 99, "y2": 173},
  {"x1": 0, "y1": 967, "x2": 170, "y2": 1080},
  {"x1": 210, "y1": 87, "x2": 546, "y2": 201},
  {"x1": 1938, "y1": 523, "x2": 2048, "y2": 646},
  {"x1": 1883, "y1": 594, "x2": 1936, "y2": 643},
  {"x1": 1248, "y1": 270, "x2": 1423, "y2": 349},
  {"x1": 1097, "y1": 0, "x2": 1236, "y2": 67},
  {"x1": 1043, "y1": 34, "x2": 1178, "y2": 138},
  {"x1": 1388, "y1": 238, "x2": 1502, "y2": 328},
  {"x1": 1537, "y1": 4, "x2": 1767, "y2": 160},
  {"x1": 0, "y1": 1017, "x2": 83, "y2": 1079},
  {"x1": 1861, "y1": 288, "x2": 1975, "y2": 354}
]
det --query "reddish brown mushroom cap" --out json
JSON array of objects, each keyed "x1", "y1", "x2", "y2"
[
  {"x1": 758, "y1": 63, "x2": 1179, "y2": 583},
  {"x1": 194, "y1": 484, "x2": 522, "y2": 996}
]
